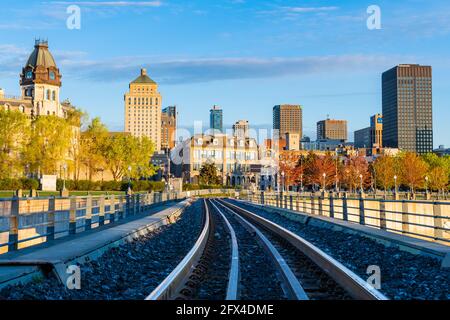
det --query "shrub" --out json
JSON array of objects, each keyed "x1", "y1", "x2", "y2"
[{"x1": 20, "y1": 178, "x2": 39, "y2": 190}]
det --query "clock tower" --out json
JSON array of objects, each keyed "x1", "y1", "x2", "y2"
[{"x1": 20, "y1": 40, "x2": 63, "y2": 117}]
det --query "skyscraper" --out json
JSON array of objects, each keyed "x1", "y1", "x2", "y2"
[
  {"x1": 273, "y1": 104, "x2": 303, "y2": 139},
  {"x1": 161, "y1": 106, "x2": 177, "y2": 151},
  {"x1": 382, "y1": 64, "x2": 433, "y2": 154},
  {"x1": 124, "y1": 68, "x2": 162, "y2": 151},
  {"x1": 210, "y1": 105, "x2": 223, "y2": 133},
  {"x1": 316, "y1": 118, "x2": 347, "y2": 141}
]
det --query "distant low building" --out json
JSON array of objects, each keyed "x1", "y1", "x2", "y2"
[
  {"x1": 354, "y1": 114, "x2": 383, "y2": 148},
  {"x1": 317, "y1": 118, "x2": 348, "y2": 141},
  {"x1": 434, "y1": 145, "x2": 450, "y2": 157}
]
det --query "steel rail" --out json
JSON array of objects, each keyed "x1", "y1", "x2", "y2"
[
  {"x1": 213, "y1": 199, "x2": 309, "y2": 300},
  {"x1": 207, "y1": 199, "x2": 240, "y2": 300},
  {"x1": 145, "y1": 200, "x2": 210, "y2": 300},
  {"x1": 219, "y1": 199, "x2": 389, "y2": 300}
]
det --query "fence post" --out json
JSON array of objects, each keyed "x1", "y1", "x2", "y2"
[
  {"x1": 99, "y1": 196, "x2": 105, "y2": 226},
  {"x1": 47, "y1": 197, "x2": 56, "y2": 241},
  {"x1": 318, "y1": 193, "x2": 323, "y2": 216},
  {"x1": 402, "y1": 201, "x2": 409, "y2": 234},
  {"x1": 276, "y1": 193, "x2": 279, "y2": 208},
  {"x1": 343, "y1": 193, "x2": 348, "y2": 221},
  {"x1": 126, "y1": 194, "x2": 131, "y2": 217},
  {"x1": 433, "y1": 202, "x2": 443, "y2": 240},
  {"x1": 329, "y1": 193, "x2": 334, "y2": 218},
  {"x1": 85, "y1": 195, "x2": 92, "y2": 231},
  {"x1": 260, "y1": 192, "x2": 265, "y2": 205},
  {"x1": 8, "y1": 197, "x2": 20, "y2": 252},
  {"x1": 359, "y1": 193, "x2": 365, "y2": 225},
  {"x1": 310, "y1": 195, "x2": 316, "y2": 215},
  {"x1": 289, "y1": 195, "x2": 293, "y2": 210},
  {"x1": 110, "y1": 195, "x2": 116, "y2": 223},
  {"x1": 69, "y1": 197, "x2": 77, "y2": 235},
  {"x1": 136, "y1": 194, "x2": 141, "y2": 215},
  {"x1": 379, "y1": 199, "x2": 387, "y2": 230}
]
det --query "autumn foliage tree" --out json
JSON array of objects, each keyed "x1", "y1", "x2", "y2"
[
  {"x1": 372, "y1": 155, "x2": 395, "y2": 192},
  {"x1": 400, "y1": 152, "x2": 428, "y2": 192},
  {"x1": 341, "y1": 156, "x2": 369, "y2": 192}
]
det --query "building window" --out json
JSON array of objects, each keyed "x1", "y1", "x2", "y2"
[
  {"x1": 52, "y1": 91, "x2": 56, "y2": 101},
  {"x1": 46, "y1": 90, "x2": 51, "y2": 100}
]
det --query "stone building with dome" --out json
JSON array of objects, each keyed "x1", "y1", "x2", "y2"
[{"x1": 0, "y1": 39, "x2": 76, "y2": 118}]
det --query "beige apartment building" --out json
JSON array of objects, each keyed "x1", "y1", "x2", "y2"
[
  {"x1": 232, "y1": 120, "x2": 250, "y2": 138},
  {"x1": 124, "y1": 68, "x2": 162, "y2": 151},
  {"x1": 177, "y1": 134, "x2": 261, "y2": 187}
]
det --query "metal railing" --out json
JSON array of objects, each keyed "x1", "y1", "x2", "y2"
[
  {"x1": 246, "y1": 192, "x2": 450, "y2": 245},
  {"x1": 0, "y1": 189, "x2": 237, "y2": 255}
]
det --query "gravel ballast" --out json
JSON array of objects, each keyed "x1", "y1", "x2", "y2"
[
  {"x1": 230, "y1": 199, "x2": 450, "y2": 300},
  {"x1": 0, "y1": 200, "x2": 205, "y2": 300}
]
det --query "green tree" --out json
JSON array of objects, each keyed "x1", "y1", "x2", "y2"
[
  {"x1": 24, "y1": 115, "x2": 73, "y2": 175},
  {"x1": 102, "y1": 134, "x2": 156, "y2": 181},
  {"x1": 0, "y1": 110, "x2": 31, "y2": 179},
  {"x1": 199, "y1": 162, "x2": 221, "y2": 185},
  {"x1": 422, "y1": 153, "x2": 449, "y2": 192},
  {"x1": 79, "y1": 117, "x2": 109, "y2": 180}
]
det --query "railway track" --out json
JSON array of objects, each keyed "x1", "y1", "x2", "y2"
[{"x1": 146, "y1": 198, "x2": 387, "y2": 301}]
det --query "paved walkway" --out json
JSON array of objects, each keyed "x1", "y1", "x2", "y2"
[{"x1": 0, "y1": 199, "x2": 192, "y2": 287}]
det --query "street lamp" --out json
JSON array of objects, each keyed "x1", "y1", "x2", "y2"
[
  {"x1": 300, "y1": 173, "x2": 304, "y2": 193},
  {"x1": 322, "y1": 173, "x2": 326, "y2": 191},
  {"x1": 127, "y1": 166, "x2": 132, "y2": 194},
  {"x1": 425, "y1": 176, "x2": 429, "y2": 195},
  {"x1": 359, "y1": 174, "x2": 363, "y2": 193},
  {"x1": 281, "y1": 171, "x2": 285, "y2": 192},
  {"x1": 62, "y1": 163, "x2": 67, "y2": 191}
]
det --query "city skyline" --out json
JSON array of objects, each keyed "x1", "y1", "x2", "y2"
[{"x1": 1, "y1": 0, "x2": 450, "y2": 147}]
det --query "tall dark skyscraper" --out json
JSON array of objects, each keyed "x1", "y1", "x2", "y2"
[
  {"x1": 382, "y1": 64, "x2": 433, "y2": 154},
  {"x1": 210, "y1": 105, "x2": 223, "y2": 133}
]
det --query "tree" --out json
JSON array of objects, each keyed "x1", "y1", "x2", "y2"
[
  {"x1": 422, "y1": 153, "x2": 449, "y2": 192},
  {"x1": 79, "y1": 117, "x2": 109, "y2": 180},
  {"x1": 372, "y1": 155, "x2": 395, "y2": 192},
  {"x1": 341, "y1": 156, "x2": 369, "y2": 192},
  {"x1": 24, "y1": 115, "x2": 73, "y2": 175},
  {"x1": 199, "y1": 162, "x2": 221, "y2": 185},
  {"x1": 278, "y1": 152, "x2": 302, "y2": 188},
  {"x1": 0, "y1": 110, "x2": 31, "y2": 179},
  {"x1": 102, "y1": 134, "x2": 156, "y2": 181},
  {"x1": 428, "y1": 166, "x2": 448, "y2": 193},
  {"x1": 399, "y1": 152, "x2": 428, "y2": 193},
  {"x1": 304, "y1": 153, "x2": 336, "y2": 189}
]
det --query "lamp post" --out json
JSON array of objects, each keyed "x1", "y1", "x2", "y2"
[
  {"x1": 359, "y1": 174, "x2": 363, "y2": 194},
  {"x1": 425, "y1": 176, "x2": 429, "y2": 198},
  {"x1": 62, "y1": 163, "x2": 67, "y2": 191},
  {"x1": 127, "y1": 166, "x2": 132, "y2": 195},
  {"x1": 322, "y1": 173, "x2": 326, "y2": 192},
  {"x1": 281, "y1": 171, "x2": 285, "y2": 192},
  {"x1": 300, "y1": 173, "x2": 304, "y2": 193}
]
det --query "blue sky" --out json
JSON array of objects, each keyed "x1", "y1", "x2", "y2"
[{"x1": 1, "y1": 0, "x2": 450, "y2": 146}]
